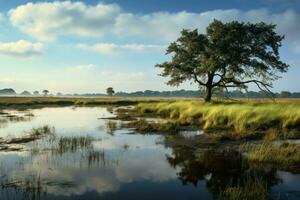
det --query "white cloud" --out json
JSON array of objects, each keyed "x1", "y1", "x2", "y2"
[
  {"x1": 7, "y1": 1, "x2": 300, "y2": 44},
  {"x1": 77, "y1": 43, "x2": 165, "y2": 55},
  {"x1": 9, "y1": 1, "x2": 120, "y2": 41},
  {"x1": 0, "y1": 40, "x2": 45, "y2": 57}
]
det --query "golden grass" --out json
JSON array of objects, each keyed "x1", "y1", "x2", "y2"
[
  {"x1": 242, "y1": 142, "x2": 300, "y2": 166},
  {"x1": 0, "y1": 96, "x2": 180, "y2": 107},
  {"x1": 137, "y1": 101, "x2": 300, "y2": 134},
  {"x1": 1, "y1": 96, "x2": 300, "y2": 105},
  {"x1": 220, "y1": 175, "x2": 269, "y2": 200}
]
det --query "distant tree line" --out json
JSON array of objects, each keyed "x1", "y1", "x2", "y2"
[
  {"x1": 1, "y1": 88, "x2": 300, "y2": 98},
  {"x1": 114, "y1": 90, "x2": 300, "y2": 98}
]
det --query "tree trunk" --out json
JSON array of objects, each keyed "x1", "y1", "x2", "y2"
[
  {"x1": 204, "y1": 73, "x2": 214, "y2": 102},
  {"x1": 204, "y1": 86, "x2": 212, "y2": 102}
]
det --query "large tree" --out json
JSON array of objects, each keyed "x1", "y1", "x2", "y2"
[{"x1": 157, "y1": 20, "x2": 289, "y2": 101}]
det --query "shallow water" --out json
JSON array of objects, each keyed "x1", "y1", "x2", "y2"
[{"x1": 0, "y1": 107, "x2": 299, "y2": 200}]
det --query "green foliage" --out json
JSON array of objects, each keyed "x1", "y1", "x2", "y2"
[
  {"x1": 106, "y1": 87, "x2": 115, "y2": 96},
  {"x1": 157, "y1": 20, "x2": 289, "y2": 101},
  {"x1": 42, "y1": 90, "x2": 49, "y2": 96}
]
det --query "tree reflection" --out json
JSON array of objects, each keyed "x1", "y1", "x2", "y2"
[{"x1": 164, "y1": 136, "x2": 281, "y2": 199}]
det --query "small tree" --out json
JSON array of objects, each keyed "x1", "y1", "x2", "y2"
[
  {"x1": 157, "y1": 20, "x2": 289, "y2": 102},
  {"x1": 33, "y1": 91, "x2": 39, "y2": 95},
  {"x1": 42, "y1": 90, "x2": 49, "y2": 96},
  {"x1": 21, "y1": 91, "x2": 31, "y2": 96},
  {"x1": 106, "y1": 87, "x2": 115, "y2": 97}
]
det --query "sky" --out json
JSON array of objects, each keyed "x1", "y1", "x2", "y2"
[{"x1": 0, "y1": 0, "x2": 300, "y2": 94}]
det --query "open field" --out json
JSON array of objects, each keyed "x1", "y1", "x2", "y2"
[
  {"x1": 0, "y1": 96, "x2": 179, "y2": 107},
  {"x1": 1, "y1": 96, "x2": 300, "y2": 107}
]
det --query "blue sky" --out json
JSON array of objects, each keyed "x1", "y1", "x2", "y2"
[{"x1": 0, "y1": 0, "x2": 300, "y2": 94}]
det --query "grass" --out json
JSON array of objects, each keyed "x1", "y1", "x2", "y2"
[
  {"x1": 123, "y1": 119, "x2": 180, "y2": 134},
  {"x1": 241, "y1": 142, "x2": 300, "y2": 167},
  {"x1": 105, "y1": 120, "x2": 118, "y2": 135},
  {"x1": 220, "y1": 175, "x2": 269, "y2": 200},
  {"x1": 55, "y1": 136, "x2": 95, "y2": 154},
  {"x1": 2, "y1": 96, "x2": 300, "y2": 137},
  {"x1": 136, "y1": 101, "x2": 300, "y2": 136},
  {"x1": 6, "y1": 125, "x2": 54, "y2": 144},
  {"x1": 0, "y1": 96, "x2": 177, "y2": 108}
]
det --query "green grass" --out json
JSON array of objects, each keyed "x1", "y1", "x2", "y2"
[
  {"x1": 137, "y1": 101, "x2": 300, "y2": 135},
  {"x1": 242, "y1": 142, "x2": 300, "y2": 166},
  {"x1": 123, "y1": 119, "x2": 180, "y2": 133},
  {"x1": 55, "y1": 136, "x2": 95, "y2": 154},
  {"x1": 220, "y1": 175, "x2": 269, "y2": 200}
]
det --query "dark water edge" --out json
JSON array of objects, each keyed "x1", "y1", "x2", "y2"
[{"x1": 0, "y1": 107, "x2": 299, "y2": 200}]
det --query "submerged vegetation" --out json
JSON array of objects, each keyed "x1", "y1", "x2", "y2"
[
  {"x1": 0, "y1": 125, "x2": 54, "y2": 151},
  {"x1": 54, "y1": 136, "x2": 95, "y2": 154}
]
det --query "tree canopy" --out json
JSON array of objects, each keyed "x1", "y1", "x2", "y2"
[
  {"x1": 42, "y1": 90, "x2": 49, "y2": 96},
  {"x1": 157, "y1": 20, "x2": 289, "y2": 101},
  {"x1": 106, "y1": 87, "x2": 115, "y2": 97}
]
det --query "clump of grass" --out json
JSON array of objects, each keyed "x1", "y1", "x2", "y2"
[
  {"x1": 105, "y1": 120, "x2": 118, "y2": 135},
  {"x1": 220, "y1": 175, "x2": 269, "y2": 200},
  {"x1": 244, "y1": 142, "x2": 300, "y2": 167},
  {"x1": 123, "y1": 119, "x2": 180, "y2": 134},
  {"x1": 55, "y1": 136, "x2": 95, "y2": 154},
  {"x1": 137, "y1": 101, "x2": 300, "y2": 136},
  {"x1": 7, "y1": 125, "x2": 54, "y2": 144},
  {"x1": 87, "y1": 150, "x2": 105, "y2": 166}
]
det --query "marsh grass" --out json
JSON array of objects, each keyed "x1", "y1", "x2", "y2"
[
  {"x1": 123, "y1": 119, "x2": 180, "y2": 134},
  {"x1": 0, "y1": 97, "x2": 176, "y2": 108},
  {"x1": 220, "y1": 175, "x2": 269, "y2": 200},
  {"x1": 105, "y1": 120, "x2": 118, "y2": 135},
  {"x1": 54, "y1": 136, "x2": 95, "y2": 154},
  {"x1": 243, "y1": 142, "x2": 300, "y2": 167},
  {"x1": 0, "y1": 111, "x2": 34, "y2": 129},
  {"x1": 137, "y1": 101, "x2": 300, "y2": 136},
  {"x1": 6, "y1": 125, "x2": 54, "y2": 145},
  {"x1": 86, "y1": 150, "x2": 106, "y2": 167}
]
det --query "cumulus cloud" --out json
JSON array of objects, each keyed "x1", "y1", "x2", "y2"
[
  {"x1": 9, "y1": 1, "x2": 120, "y2": 41},
  {"x1": 7, "y1": 1, "x2": 300, "y2": 44},
  {"x1": 0, "y1": 40, "x2": 45, "y2": 57},
  {"x1": 77, "y1": 43, "x2": 165, "y2": 55}
]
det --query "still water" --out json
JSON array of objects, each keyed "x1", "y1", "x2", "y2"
[{"x1": 0, "y1": 107, "x2": 299, "y2": 200}]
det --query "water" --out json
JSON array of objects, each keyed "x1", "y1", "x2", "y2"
[{"x1": 0, "y1": 107, "x2": 299, "y2": 200}]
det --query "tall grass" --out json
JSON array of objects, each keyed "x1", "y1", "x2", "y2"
[
  {"x1": 243, "y1": 142, "x2": 300, "y2": 166},
  {"x1": 137, "y1": 101, "x2": 300, "y2": 135},
  {"x1": 220, "y1": 175, "x2": 269, "y2": 200}
]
